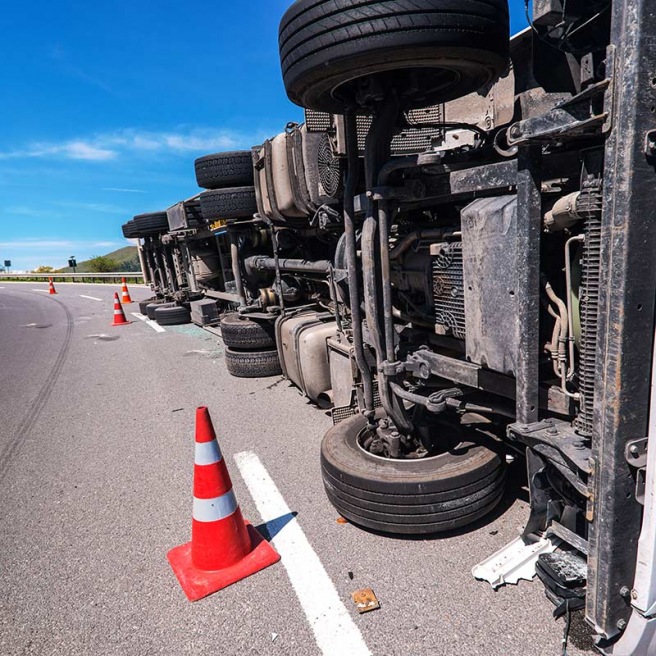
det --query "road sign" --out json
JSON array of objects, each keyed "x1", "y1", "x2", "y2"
[
  {"x1": 68, "y1": 258, "x2": 77, "y2": 268},
  {"x1": 4, "y1": 260, "x2": 10, "y2": 268}
]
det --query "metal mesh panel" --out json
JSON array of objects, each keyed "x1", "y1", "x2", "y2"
[
  {"x1": 433, "y1": 242, "x2": 466, "y2": 339},
  {"x1": 332, "y1": 405, "x2": 356, "y2": 425},
  {"x1": 305, "y1": 107, "x2": 445, "y2": 155},
  {"x1": 331, "y1": 382, "x2": 382, "y2": 425},
  {"x1": 305, "y1": 109, "x2": 332, "y2": 132}
]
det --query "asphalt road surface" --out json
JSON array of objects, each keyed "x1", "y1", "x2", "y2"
[{"x1": 0, "y1": 282, "x2": 596, "y2": 656}]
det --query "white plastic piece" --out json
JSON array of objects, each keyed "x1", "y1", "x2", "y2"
[
  {"x1": 630, "y1": 324, "x2": 656, "y2": 617},
  {"x1": 472, "y1": 535, "x2": 560, "y2": 589}
]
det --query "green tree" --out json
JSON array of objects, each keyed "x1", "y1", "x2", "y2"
[
  {"x1": 87, "y1": 255, "x2": 119, "y2": 273},
  {"x1": 33, "y1": 265, "x2": 54, "y2": 273}
]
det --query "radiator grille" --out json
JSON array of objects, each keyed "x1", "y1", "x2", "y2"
[
  {"x1": 331, "y1": 383, "x2": 382, "y2": 425},
  {"x1": 305, "y1": 108, "x2": 445, "y2": 155},
  {"x1": 575, "y1": 186, "x2": 603, "y2": 436},
  {"x1": 433, "y1": 242, "x2": 466, "y2": 340},
  {"x1": 332, "y1": 405, "x2": 356, "y2": 425}
]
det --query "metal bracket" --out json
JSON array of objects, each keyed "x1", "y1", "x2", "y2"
[
  {"x1": 507, "y1": 79, "x2": 610, "y2": 146},
  {"x1": 378, "y1": 360, "x2": 405, "y2": 376},
  {"x1": 625, "y1": 438, "x2": 648, "y2": 469}
]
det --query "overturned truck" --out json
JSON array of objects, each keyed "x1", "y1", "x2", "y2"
[{"x1": 122, "y1": 1, "x2": 656, "y2": 652}]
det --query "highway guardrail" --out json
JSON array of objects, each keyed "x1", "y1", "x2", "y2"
[{"x1": 0, "y1": 272, "x2": 145, "y2": 284}]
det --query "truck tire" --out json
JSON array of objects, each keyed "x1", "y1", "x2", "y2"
[
  {"x1": 279, "y1": 0, "x2": 510, "y2": 114},
  {"x1": 146, "y1": 301, "x2": 175, "y2": 320},
  {"x1": 154, "y1": 305, "x2": 191, "y2": 326},
  {"x1": 122, "y1": 220, "x2": 139, "y2": 239},
  {"x1": 321, "y1": 412, "x2": 506, "y2": 535},
  {"x1": 199, "y1": 187, "x2": 258, "y2": 221},
  {"x1": 219, "y1": 313, "x2": 276, "y2": 349},
  {"x1": 132, "y1": 212, "x2": 170, "y2": 237},
  {"x1": 138, "y1": 297, "x2": 158, "y2": 315},
  {"x1": 195, "y1": 151, "x2": 254, "y2": 189},
  {"x1": 224, "y1": 348, "x2": 282, "y2": 378}
]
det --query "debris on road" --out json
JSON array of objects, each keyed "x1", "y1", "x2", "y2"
[
  {"x1": 472, "y1": 536, "x2": 561, "y2": 590},
  {"x1": 351, "y1": 588, "x2": 380, "y2": 614}
]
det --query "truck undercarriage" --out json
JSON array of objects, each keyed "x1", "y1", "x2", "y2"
[{"x1": 122, "y1": 1, "x2": 656, "y2": 651}]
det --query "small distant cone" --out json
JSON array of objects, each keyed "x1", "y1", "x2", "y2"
[
  {"x1": 48, "y1": 278, "x2": 57, "y2": 295},
  {"x1": 112, "y1": 292, "x2": 131, "y2": 326},
  {"x1": 120, "y1": 277, "x2": 133, "y2": 304},
  {"x1": 167, "y1": 407, "x2": 280, "y2": 601}
]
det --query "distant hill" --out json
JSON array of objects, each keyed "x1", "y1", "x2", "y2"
[{"x1": 58, "y1": 246, "x2": 141, "y2": 273}]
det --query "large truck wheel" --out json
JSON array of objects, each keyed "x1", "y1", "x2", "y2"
[
  {"x1": 279, "y1": 0, "x2": 510, "y2": 113},
  {"x1": 122, "y1": 220, "x2": 139, "y2": 239},
  {"x1": 154, "y1": 305, "x2": 191, "y2": 326},
  {"x1": 146, "y1": 301, "x2": 175, "y2": 320},
  {"x1": 219, "y1": 313, "x2": 276, "y2": 350},
  {"x1": 199, "y1": 187, "x2": 257, "y2": 221},
  {"x1": 321, "y1": 412, "x2": 506, "y2": 535},
  {"x1": 132, "y1": 212, "x2": 170, "y2": 237},
  {"x1": 194, "y1": 151, "x2": 254, "y2": 190},
  {"x1": 224, "y1": 348, "x2": 282, "y2": 378},
  {"x1": 138, "y1": 297, "x2": 159, "y2": 315}
]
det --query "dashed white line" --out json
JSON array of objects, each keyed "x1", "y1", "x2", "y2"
[
  {"x1": 79, "y1": 294, "x2": 103, "y2": 302},
  {"x1": 130, "y1": 312, "x2": 166, "y2": 333},
  {"x1": 234, "y1": 451, "x2": 372, "y2": 656}
]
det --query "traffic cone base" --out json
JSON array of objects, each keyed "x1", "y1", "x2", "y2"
[{"x1": 167, "y1": 521, "x2": 280, "y2": 602}]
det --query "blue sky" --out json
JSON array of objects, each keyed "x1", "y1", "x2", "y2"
[{"x1": 0, "y1": 1, "x2": 529, "y2": 271}]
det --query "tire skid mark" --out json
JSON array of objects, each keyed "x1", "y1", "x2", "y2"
[{"x1": 0, "y1": 292, "x2": 74, "y2": 479}]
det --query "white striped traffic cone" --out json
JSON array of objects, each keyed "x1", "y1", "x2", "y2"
[
  {"x1": 167, "y1": 406, "x2": 280, "y2": 601},
  {"x1": 120, "y1": 278, "x2": 133, "y2": 304},
  {"x1": 111, "y1": 292, "x2": 130, "y2": 326}
]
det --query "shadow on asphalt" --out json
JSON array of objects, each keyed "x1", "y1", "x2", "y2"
[{"x1": 255, "y1": 511, "x2": 298, "y2": 542}]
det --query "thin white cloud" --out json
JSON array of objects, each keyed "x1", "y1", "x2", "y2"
[
  {"x1": 102, "y1": 187, "x2": 146, "y2": 193},
  {"x1": 0, "y1": 127, "x2": 265, "y2": 162},
  {"x1": 55, "y1": 201, "x2": 127, "y2": 214},
  {"x1": 4, "y1": 206, "x2": 61, "y2": 218}
]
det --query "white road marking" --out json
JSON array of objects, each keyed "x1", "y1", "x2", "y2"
[
  {"x1": 32, "y1": 289, "x2": 50, "y2": 293},
  {"x1": 130, "y1": 312, "x2": 166, "y2": 333},
  {"x1": 234, "y1": 451, "x2": 371, "y2": 656},
  {"x1": 79, "y1": 294, "x2": 103, "y2": 302}
]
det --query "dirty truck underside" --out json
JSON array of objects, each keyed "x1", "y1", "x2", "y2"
[{"x1": 122, "y1": 1, "x2": 656, "y2": 652}]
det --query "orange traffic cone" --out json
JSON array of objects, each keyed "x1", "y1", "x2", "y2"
[
  {"x1": 112, "y1": 292, "x2": 131, "y2": 326},
  {"x1": 120, "y1": 277, "x2": 133, "y2": 304},
  {"x1": 48, "y1": 278, "x2": 57, "y2": 295},
  {"x1": 167, "y1": 407, "x2": 280, "y2": 601}
]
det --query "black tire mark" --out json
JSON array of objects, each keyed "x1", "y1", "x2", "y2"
[{"x1": 0, "y1": 292, "x2": 74, "y2": 479}]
